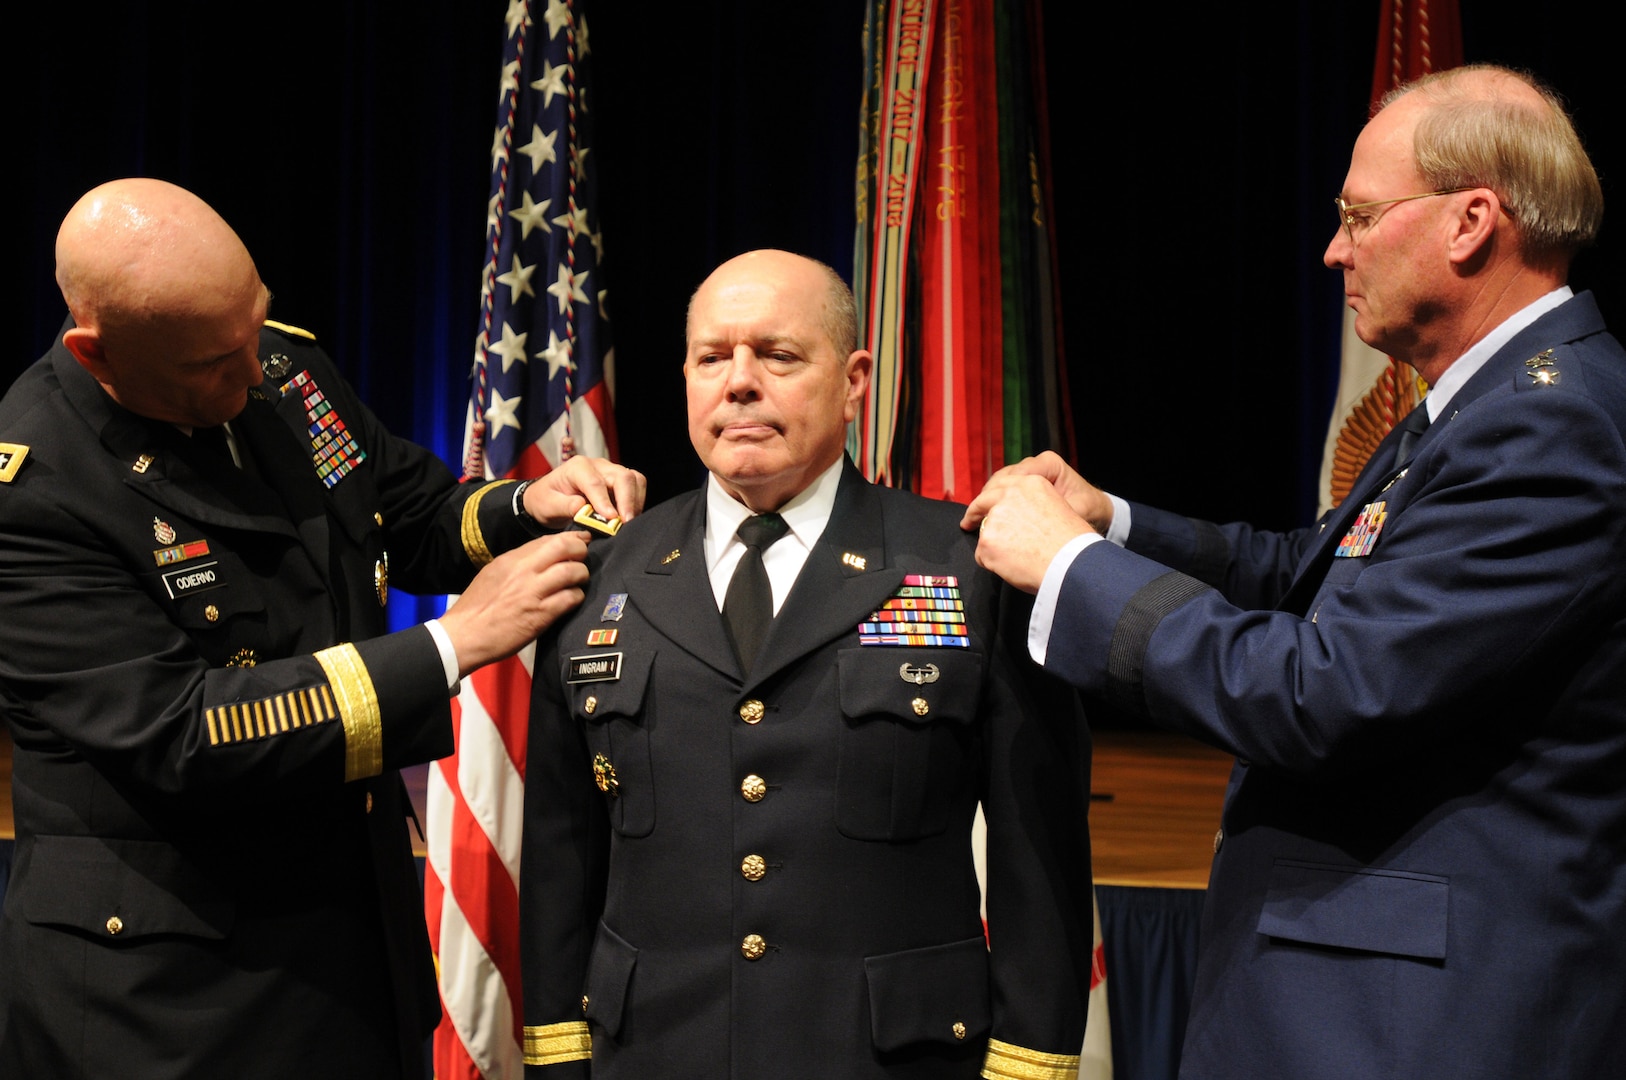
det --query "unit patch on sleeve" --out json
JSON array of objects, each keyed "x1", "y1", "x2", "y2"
[
  {"x1": 281, "y1": 370, "x2": 367, "y2": 488},
  {"x1": 859, "y1": 574, "x2": 970, "y2": 647}
]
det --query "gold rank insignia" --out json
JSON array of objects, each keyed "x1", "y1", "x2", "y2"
[
  {"x1": 572, "y1": 503, "x2": 621, "y2": 536},
  {"x1": 0, "y1": 443, "x2": 28, "y2": 483},
  {"x1": 1526, "y1": 349, "x2": 1561, "y2": 386}
]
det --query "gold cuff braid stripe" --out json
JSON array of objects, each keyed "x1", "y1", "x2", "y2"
[
  {"x1": 313, "y1": 643, "x2": 382, "y2": 781},
  {"x1": 523, "y1": 1021, "x2": 592, "y2": 1065},
  {"x1": 461, "y1": 479, "x2": 517, "y2": 566},
  {"x1": 981, "y1": 1039, "x2": 1083, "y2": 1080}
]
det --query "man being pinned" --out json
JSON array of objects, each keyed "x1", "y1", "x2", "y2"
[
  {"x1": 964, "y1": 66, "x2": 1626, "y2": 1079},
  {"x1": 521, "y1": 250, "x2": 1094, "y2": 1079},
  {"x1": 0, "y1": 178, "x2": 645, "y2": 1080}
]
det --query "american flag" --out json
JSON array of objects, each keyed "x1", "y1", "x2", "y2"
[{"x1": 425, "y1": 2, "x2": 616, "y2": 1077}]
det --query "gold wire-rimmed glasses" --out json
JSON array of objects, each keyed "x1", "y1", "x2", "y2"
[{"x1": 1334, "y1": 187, "x2": 1476, "y2": 244}]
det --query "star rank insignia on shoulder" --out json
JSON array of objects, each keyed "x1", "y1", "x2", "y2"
[
  {"x1": 1524, "y1": 348, "x2": 1562, "y2": 386},
  {"x1": 0, "y1": 442, "x2": 29, "y2": 483},
  {"x1": 859, "y1": 574, "x2": 970, "y2": 647}
]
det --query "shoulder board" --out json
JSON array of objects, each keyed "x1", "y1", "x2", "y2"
[{"x1": 263, "y1": 318, "x2": 317, "y2": 341}]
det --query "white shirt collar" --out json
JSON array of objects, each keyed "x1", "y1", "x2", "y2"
[
  {"x1": 1426, "y1": 286, "x2": 1572, "y2": 420},
  {"x1": 703, "y1": 455, "x2": 844, "y2": 575}
]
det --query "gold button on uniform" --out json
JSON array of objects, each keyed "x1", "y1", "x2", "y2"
[
  {"x1": 584, "y1": 695, "x2": 598, "y2": 715},
  {"x1": 374, "y1": 512, "x2": 384, "y2": 526},
  {"x1": 740, "y1": 934, "x2": 767, "y2": 960},
  {"x1": 581, "y1": 995, "x2": 589, "y2": 1014},
  {"x1": 365, "y1": 791, "x2": 374, "y2": 814},
  {"x1": 952, "y1": 1021, "x2": 967, "y2": 1040},
  {"x1": 105, "y1": 915, "x2": 124, "y2": 936},
  {"x1": 204, "y1": 605, "x2": 220, "y2": 623},
  {"x1": 911, "y1": 697, "x2": 929, "y2": 717},
  {"x1": 740, "y1": 775, "x2": 767, "y2": 803},
  {"x1": 741, "y1": 854, "x2": 767, "y2": 881},
  {"x1": 1213, "y1": 828, "x2": 1224, "y2": 854},
  {"x1": 738, "y1": 699, "x2": 765, "y2": 724}
]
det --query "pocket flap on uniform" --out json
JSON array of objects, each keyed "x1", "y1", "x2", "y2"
[
  {"x1": 1258, "y1": 859, "x2": 1448, "y2": 960},
  {"x1": 864, "y1": 936, "x2": 991, "y2": 1052},
  {"x1": 838, "y1": 648, "x2": 985, "y2": 727},
  {"x1": 565, "y1": 649, "x2": 653, "y2": 723},
  {"x1": 582, "y1": 920, "x2": 639, "y2": 1039},
  {"x1": 8, "y1": 835, "x2": 233, "y2": 941}
]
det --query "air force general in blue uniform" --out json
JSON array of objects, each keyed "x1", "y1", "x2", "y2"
[{"x1": 964, "y1": 67, "x2": 1626, "y2": 1080}]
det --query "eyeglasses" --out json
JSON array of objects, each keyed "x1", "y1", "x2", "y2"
[{"x1": 1334, "y1": 187, "x2": 1475, "y2": 244}]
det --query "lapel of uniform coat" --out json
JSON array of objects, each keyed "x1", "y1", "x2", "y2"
[
  {"x1": 1277, "y1": 292, "x2": 1605, "y2": 616},
  {"x1": 630, "y1": 489, "x2": 741, "y2": 678},
  {"x1": 746, "y1": 461, "x2": 903, "y2": 691}
]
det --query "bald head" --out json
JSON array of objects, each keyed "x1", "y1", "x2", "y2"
[
  {"x1": 687, "y1": 250, "x2": 859, "y2": 357},
  {"x1": 56, "y1": 179, "x2": 269, "y2": 428},
  {"x1": 683, "y1": 250, "x2": 872, "y2": 511}
]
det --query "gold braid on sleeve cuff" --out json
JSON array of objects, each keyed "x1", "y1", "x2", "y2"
[
  {"x1": 313, "y1": 643, "x2": 382, "y2": 781},
  {"x1": 981, "y1": 1039, "x2": 1083, "y2": 1080},
  {"x1": 523, "y1": 1021, "x2": 592, "y2": 1066},
  {"x1": 461, "y1": 479, "x2": 518, "y2": 566}
]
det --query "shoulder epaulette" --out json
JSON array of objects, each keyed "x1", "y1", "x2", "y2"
[{"x1": 263, "y1": 318, "x2": 317, "y2": 341}]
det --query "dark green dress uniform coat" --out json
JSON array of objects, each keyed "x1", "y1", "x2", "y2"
[
  {"x1": 0, "y1": 323, "x2": 534, "y2": 1080},
  {"x1": 521, "y1": 462, "x2": 1095, "y2": 1080}
]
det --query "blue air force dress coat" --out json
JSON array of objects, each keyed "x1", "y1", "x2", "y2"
[
  {"x1": 521, "y1": 462, "x2": 1095, "y2": 1080},
  {"x1": 0, "y1": 323, "x2": 537, "y2": 1080},
  {"x1": 1041, "y1": 292, "x2": 1626, "y2": 1080}
]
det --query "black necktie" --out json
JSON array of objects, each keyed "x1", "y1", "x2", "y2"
[
  {"x1": 722, "y1": 513, "x2": 789, "y2": 674},
  {"x1": 1393, "y1": 402, "x2": 1431, "y2": 466},
  {"x1": 192, "y1": 424, "x2": 239, "y2": 469}
]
